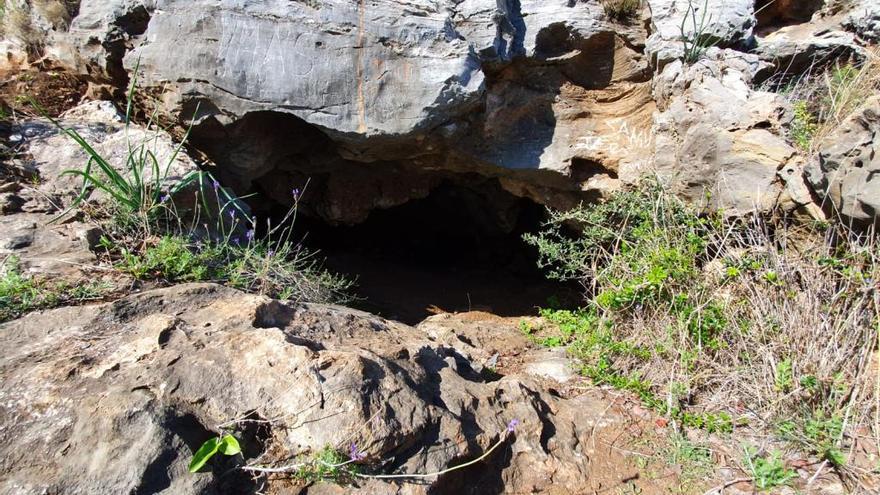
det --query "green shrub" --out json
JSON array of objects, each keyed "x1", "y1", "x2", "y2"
[
  {"x1": 524, "y1": 181, "x2": 879, "y2": 474},
  {"x1": 114, "y1": 233, "x2": 352, "y2": 304},
  {"x1": 0, "y1": 256, "x2": 110, "y2": 322},
  {"x1": 790, "y1": 100, "x2": 818, "y2": 150},
  {"x1": 743, "y1": 448, "x2": 797, "y2": 492}
]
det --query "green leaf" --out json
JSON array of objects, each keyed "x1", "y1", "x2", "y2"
[
  {"x1": 218, "y1": 435, "x2": 241, "y2": 456},
  {"x1": 188, "y1": 437, "x2": 221, "y2": 473}
]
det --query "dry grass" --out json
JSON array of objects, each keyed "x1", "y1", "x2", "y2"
[
  {"x1": 527, "y1": 184, "x2": 880, "y2": 487},
  {"x1": 780, "y1": 47, "x2": 880, "y2": 154},
  {"x1": 601, "y1": 0, "x2": 641, "y2": 22}
]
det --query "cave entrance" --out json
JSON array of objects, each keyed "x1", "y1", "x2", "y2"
[
  {"x1": 289, "y1": 179, "x2": 580, "y2": 324},
  {"x1": 191, "y1": 111, "x2": 580, "y2": 324}
]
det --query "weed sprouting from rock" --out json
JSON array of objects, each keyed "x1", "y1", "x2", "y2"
[
  {"x1": 0, "y1": 255, "x2": 111, "y2": 322},
  {"x1": 679, "y1": 0, "x2": 718, "y2": 64},
  {"x1": 601, "y1": 0, "x2": 640, "y2": 22}
]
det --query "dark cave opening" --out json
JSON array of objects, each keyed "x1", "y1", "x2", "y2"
[
  {"x1": 189, "y1": 110, "x2": 582, "y2": 324},
  {"x1": 279, "y1": 178, "x2": 581, "y2": 324},
  {"x1": 754, "y1": 0, "x2": 825, "y2": 35}
]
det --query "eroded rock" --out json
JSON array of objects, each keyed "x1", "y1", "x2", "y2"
[
  {"x1": 651, "y1": 50, "x2": 798, "y2": 215},
  {"x1": 41, "y1": 0, "x2": 658, "y2": 224},
  {"x1": 645, "y1": 0, "x2": 758, "y2": 68},
  {"x1": 0, "y1": 283, "x2": 675, "y2": 494},
  {"x1": 806, "y1": 96, "x2": 880, "y2": 222}
]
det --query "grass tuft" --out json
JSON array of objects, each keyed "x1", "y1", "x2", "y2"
[
  {"x1": 0, "y1": 256, "x2": 111, "y2": 322},
  {"x1": 778, "y1": 49, "x2": 880, "y2": 153},
  {"x1": 601, "y1": 0, "x2": 640, "y2": 22}
]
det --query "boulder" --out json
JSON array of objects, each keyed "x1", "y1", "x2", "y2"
[
  {"x1": 651, "y1": 49, "x2": 798, "y2": 215},
  {"x1": 752, "y1": 25, "x2": 863, "y2": 78},
  {"x1": 844, "y1": 0, "x2": 880, "y2": 42},
  {"x1": 0, "y1": 283, "x2": 678, "y2": 494},
  {"x1": 806, "y1": 96, "x2": 880, "y2": 223}
]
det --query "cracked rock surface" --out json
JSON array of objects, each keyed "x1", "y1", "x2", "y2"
[{"x1": 0, "y1": 283, "x2": 673, "y2": 495}]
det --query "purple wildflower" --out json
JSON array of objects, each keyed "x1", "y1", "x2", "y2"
[
  {"x1": 506, "y1": 419, "x2": 519, "y2": 433},
  {"x1": 292, "y1": 188, "x2": 301, "y2": 200},
  {"x1": 211, "y1": 179, "x2": 220, "y2": 191},
  {"x1": 349, "y1": 443, "x2": 367, "y2": 461},
  {"x1": 228, "y1": 209, "x2": 237, "y2": 220},
  {"x1": 232, "y1": 237, "x2": 241, "y2": 246},
  {"x1": 159, "y1": 194, "x2": 170, "y2": 203},
  {"x1": 246, "y1": 229, "x2": 255, "y2": 242},
  {"x1": 267, "y1": 249, "x2": 275, "y2": 257}
]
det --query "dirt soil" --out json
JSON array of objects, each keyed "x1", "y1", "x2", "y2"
[{"x1": 0, "y1": 67, "x2": 89, "y2": 118}]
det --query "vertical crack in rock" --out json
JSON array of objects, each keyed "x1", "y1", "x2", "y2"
[{"x1": 494, "y1": 0, "x2": 527, "y2": 60}]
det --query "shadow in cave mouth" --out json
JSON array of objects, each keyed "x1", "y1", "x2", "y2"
[{"x1": 285, "y1": 179, "x2": 581, "y2": 325}]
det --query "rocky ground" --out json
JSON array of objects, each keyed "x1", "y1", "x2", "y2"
[{"x1": 1, "y1": 0, "x2": 880, "y2": 494}]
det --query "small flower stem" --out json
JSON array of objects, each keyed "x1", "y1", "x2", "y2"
[{"x1": 353, "y1": 430, "x2": 512, "y2": 480}]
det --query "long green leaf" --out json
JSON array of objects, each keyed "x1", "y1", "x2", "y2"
[
  {"x1": 218, "y1": 435, "x2": 241, "y2": 456},
  {"x1": 188, "y1": 437, "x2": 220, "y2": 473}
]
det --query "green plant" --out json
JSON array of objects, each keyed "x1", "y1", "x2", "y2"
[
  {"x1": 189, "y1": 434, "x2": 241, "y2": 473},
  {"x1": 0, "y1": 256, "x2": 110, "y2": 322},
  {"x1": 774, "y1": 359, "x2": 793, "y2": 393},
  {"x1": 778, "y1": 410, "x2": 846, "y2": 467},
  {"x1": 664, "y1": 433, "x2": 713, "y2": 484},
  {"x1": 524, "y1": 180, "x2": 880, "y2": 476},
  {"x1": 679, "y1": 0, "x2": 718, "y2": 64},
  {"x1": 601, "y1": 0, "x2": 640, "y2": 21},
  {"x1": 743, "y1": 448, "x2": 797, "y2": 491},
  {"x1": 293, "y1": 446, "x2": 352, "y2": 483},
  {"x1": 114, "y1": 232, "x2": 352, "y2": 304},
  {"x1": 38, "y1": 62, "x2": 203, "y2": 221},
  {"x1": 790, "y1": 100, "x2": 818, "y2": 150}
]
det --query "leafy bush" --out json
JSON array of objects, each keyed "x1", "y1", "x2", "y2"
[{"x1": 743, "y1": 448, "x2": 797, "y2": 492}]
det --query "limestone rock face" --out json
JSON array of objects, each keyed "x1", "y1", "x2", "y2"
[
  {"x1": 0, "y1": 283, "x2": 667, "y2": 494},
  {"x1": 752, "y1": 25, "x2": 863, "y2": 77},
  {"x1": 27, "y1": 0, "x2": 879, "y2": 223},
  {"x1": 651, "y1": 50, "x2": 798, "y2": 215},
  {"x1": 844, "y1": 0, "x2": 880, "y2": 42},
  {"x1": 47, "y1": 0, "x2": 655, "y2": 224},
  {"x1": 645, "y1": 0, "x2": 757, "y2": 67},
  {"x1": 806, "y1": 96, "x2": 880, "y2": 222}
]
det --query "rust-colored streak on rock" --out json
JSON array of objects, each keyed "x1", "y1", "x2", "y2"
[{"x1": 356, "y1": 0, "x2": 367, "y2": 134}]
